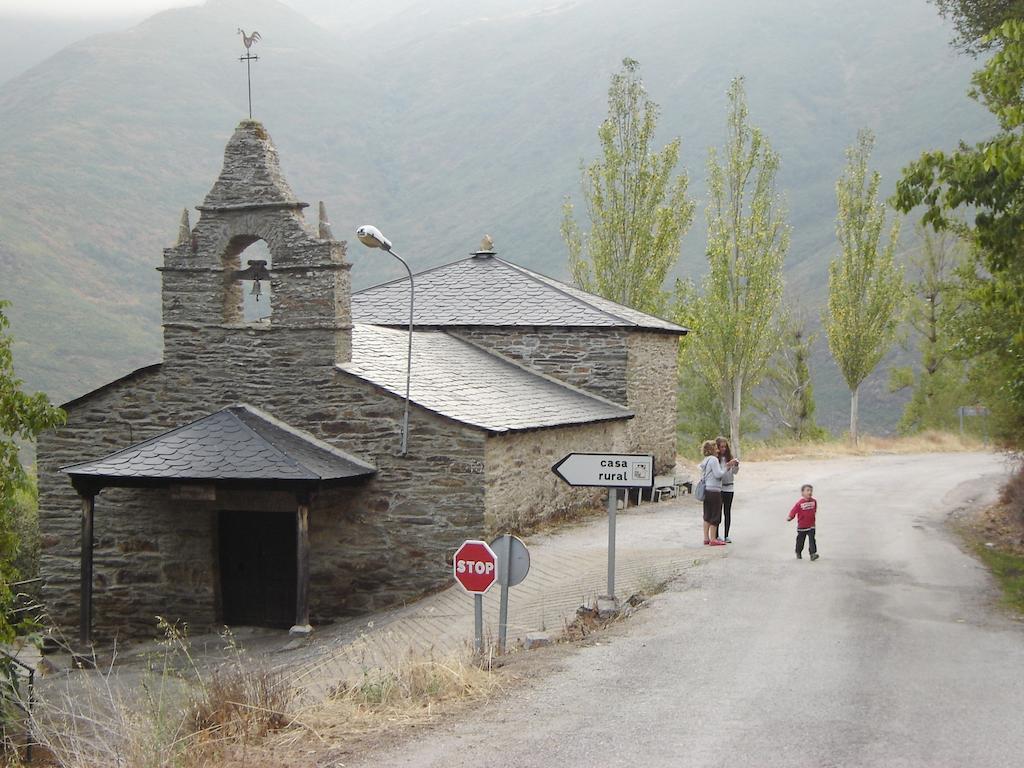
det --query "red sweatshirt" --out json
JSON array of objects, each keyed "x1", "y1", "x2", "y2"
[{"x1": 788, "y1": 497, "x2": 817, "y2": 529}]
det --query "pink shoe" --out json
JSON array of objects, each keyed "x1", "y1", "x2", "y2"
[
  {"x1": 703, "y1": 539, "x2": 711, "y2": 545},
  {"x1": 709, "y1": 539, "x2": 727, "y2": 547}
]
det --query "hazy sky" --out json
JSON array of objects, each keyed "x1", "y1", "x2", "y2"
[{"x1": 0, "y1": 0, "x2": 201, "y2": 17}]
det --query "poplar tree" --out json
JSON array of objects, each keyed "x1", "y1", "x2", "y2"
[
  {"x1": 683, "y1": 77, "x2": 789, "y2": 456},
  {"x1": 889, "y1": 227, "x2": 969, "y2": 432},
  {"x1": 825, "y1": 130, "x2": 906, "y2": 445},
  {"x1": 561, "y1": 58, "x2": 695, "y2": 316},
  {"x1": 757, "y1": 314, "x2": 826, "y2": 441}
]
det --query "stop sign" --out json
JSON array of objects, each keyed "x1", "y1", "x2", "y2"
[{"x1": 453, "y1": 539, "x2": 497, "y2": 594}]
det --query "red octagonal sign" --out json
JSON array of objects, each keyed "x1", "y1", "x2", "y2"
[{"x1": 453, "y1": 539, "x2": 497, "y2": 595}]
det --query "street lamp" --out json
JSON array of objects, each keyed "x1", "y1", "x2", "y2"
[{"x1": 356, "y1": 225, "x2": 414, "y2": 456}]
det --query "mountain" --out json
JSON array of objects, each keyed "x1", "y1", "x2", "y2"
[
  {"x1": 0, "y1": 0, "x2": 995, "y2": 433},
  {"x1": 0, "y1": 13, "x2": 145, "y2": 85}
]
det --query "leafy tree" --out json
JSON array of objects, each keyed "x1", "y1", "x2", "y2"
[
  {"x1": 0, "y1": 301, "x2": 65, "y2": 642},
  {"x1": 929, "y1": 0, "x2": 1024, "y2": 54},
  {"x1": 756, "y1": 313, "x2": 827, "y2": 441},
  {"x1": 562, "y1": 58, "x2": 696, "y2": 316},
  {"x1": 679, "y1": 77, "x2": 789, "y2": 456},
  {"x1": 950, "y1": 261, "x2": 1024, "y2": 441},
  {"x1": 676, "y1": 359, "x2": 730, "y2": 450},
  {"x1": 889, "y1": 226, "x2": 970, "y2": 432},
  {"x1": 825, "y1": 129, "x2": 906, "y2": 446},
  {"x1": 893, "y1": 19, "x2": 1024, "y2": 441}
]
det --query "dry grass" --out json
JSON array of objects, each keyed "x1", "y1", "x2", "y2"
[
  {"x1": 742, "y1": 431, "x2": 986, "y2": 461},
  {"x1": 26, "y1": 621, "x2": 300, "y2": 768},
  {"x1": 292, "y1": 648, "x2": 502, "y2": 744},
  {"x1": 189, "y1": 660, "x2": 294, "y2": 744}
]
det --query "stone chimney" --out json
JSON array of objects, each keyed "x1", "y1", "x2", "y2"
[{"x1": 159, "y1": 121, "x2": 352, "y2": 386}]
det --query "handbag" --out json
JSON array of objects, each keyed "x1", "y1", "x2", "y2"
[{"x1": 694, "y1": 461, "x2": 707, "y2": 501}]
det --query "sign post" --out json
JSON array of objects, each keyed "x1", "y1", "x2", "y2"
[
  {"x1": 490, "y1": 534, "x2": 531, "y2": 653},
  {"x1": 552, "y1": 453, "x2": 654, "y2": 602},
  {"x1": 607, "y1": 487, "x2": 618, "y2": 598},
  {"x1": 453, "y1": 539, "x2": 498, "y2": 653},
  {"x1": 958, "y1": 405, "x2": 991, "y2": 443}
]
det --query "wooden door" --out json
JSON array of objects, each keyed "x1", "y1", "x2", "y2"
[{"x1": 219, "y1": 510, "x2": 296, "y2": 628}]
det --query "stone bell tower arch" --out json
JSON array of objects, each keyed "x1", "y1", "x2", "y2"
[{"x1": 159, "y1": 121, "x2": 351, "y2": 388}]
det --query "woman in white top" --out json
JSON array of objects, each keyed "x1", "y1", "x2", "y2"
[
  {"x1": 699, "y1": 440, "x2": 735, "y2": 546},
  {"x1": 716, "y1": 436, "x2": 739, "y2": 543}
]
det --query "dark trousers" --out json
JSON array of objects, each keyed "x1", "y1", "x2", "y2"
[
  {"x1": 796, "y1": 527, "x2": 817, "y2": 555},
  {"x1": 722, "y1": 491, "x2": 734, "y2": 537}
]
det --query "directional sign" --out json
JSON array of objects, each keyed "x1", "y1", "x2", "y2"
[
  {"x1": 551, "y1": 453, "x2": 654, "y2": 489},
  {"x1": 453, "y1": 539, "x2": 498, "y2": 595},
  {"x1": 959, "y1": 406, "x2": 990, "y2": 417}
]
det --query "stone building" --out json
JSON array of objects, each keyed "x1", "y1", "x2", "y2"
[{"x1": 36, "y1": 120, "x2": 686, "y2": 643}]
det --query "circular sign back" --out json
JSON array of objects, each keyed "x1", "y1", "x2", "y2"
[{"x1": 490, "y1": 534, "x2": 531, "y2": 587}]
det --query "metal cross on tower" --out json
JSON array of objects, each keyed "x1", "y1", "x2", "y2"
[{"x1": 237, "y1": 28, "x2": 261, "y2": 119}]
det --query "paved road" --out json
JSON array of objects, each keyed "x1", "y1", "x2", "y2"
[{"x1": 352, "y1": 452, "x2": 1024, "y2": 768}]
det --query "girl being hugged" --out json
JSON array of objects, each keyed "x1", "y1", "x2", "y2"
[
  {"x1": 699, "y1": 440, "x2": 737, "y2": 546},
  {"x1": 716, "y1": 436, "x2": 739, "y2": 543}
]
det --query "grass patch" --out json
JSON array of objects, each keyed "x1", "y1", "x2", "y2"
[
  {"x1": 975, "y1": 544, "x2": 1024, "y2": 614},
  {"x1": 297, "y1": 649, "x2": 502, "y2": 744},
  {"x1": 26, "y1": 620, "x2": 300, "y2": 768}
]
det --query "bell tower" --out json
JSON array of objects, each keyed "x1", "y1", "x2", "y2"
[{"x1": 159, "y1": 121, "x2": 352, "y2": 387}]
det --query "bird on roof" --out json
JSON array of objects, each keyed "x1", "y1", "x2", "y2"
[
  {"x1": 238, "y1": 29, "x2": 261, "y2": 50},
  {"x1": 480, "y1": 234, "x2": 495, "y2": 252}
]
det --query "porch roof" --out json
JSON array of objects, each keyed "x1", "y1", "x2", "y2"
[{"x1": 61, "y1": 404, "x2": 376, "y2": 491}]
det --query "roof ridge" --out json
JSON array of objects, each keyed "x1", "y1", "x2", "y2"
[
  {"x1": 231, "y1": 404, "x2": 376, "y2": 472},
  {"x1": 221, "y1": 407, "x2": 311, "y2": 476},
  {"x1": 493, "y1": 257, "x2": 637, "y2": 326},
  {"x1": 61, "y1": 362, "x2": 164, "y2": 410}
]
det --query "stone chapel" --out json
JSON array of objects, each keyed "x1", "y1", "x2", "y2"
[{"x1": 36, "y1": 121, "x2": 687, "y2": 643}]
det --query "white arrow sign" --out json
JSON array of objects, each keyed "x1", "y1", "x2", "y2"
[{"x1": 551, "y1": 453, "x2": 654, "y2": 488}]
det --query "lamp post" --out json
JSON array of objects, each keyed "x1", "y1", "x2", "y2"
[{"x1": 356, "y1": 225, "x2": 414, "y2": 456}]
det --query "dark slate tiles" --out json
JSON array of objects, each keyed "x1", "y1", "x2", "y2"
[
  {"x1": 351, "y1": 254, "x2": 687, "y2": 333},
  {"x1": 62, "y1": 405, "x2": 375, "y2": 483}
]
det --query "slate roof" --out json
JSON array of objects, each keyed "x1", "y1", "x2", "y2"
[
  {"x1": 339, "y1": 324, "x2": 632, "y2": 433},
  {"x1": 351, "y1": 253, "x2": 687, "y2": 334},
  {"x1": 62, "y1": 404, "x2": 376, "y2": 486}
]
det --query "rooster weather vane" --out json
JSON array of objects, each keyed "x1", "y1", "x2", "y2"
[{"x1": 237, "y1": 28, "x2": 261, "y2": 119}]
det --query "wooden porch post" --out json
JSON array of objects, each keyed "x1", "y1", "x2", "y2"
[
  {"x1": 79, "y1": 492, "x2": 95, "y2": 647},
  {"x1": 290, "y1": 490, "x2": 313, "y2": 637}
]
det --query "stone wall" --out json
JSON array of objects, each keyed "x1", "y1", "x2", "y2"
[
  {"x1": 37, "y1": 366, "x2": 222, "y2": 638},
  {"x1": 626, "y1": 331, "x2": 681, "y2": 473},
  {"x1": 37, "y1": 367, "x2": 489, "y2": 638},
  {"x1": 456, "y1": 326, "x2": 680, "y2": 473},
  {"x1": 453, "y1": 327, "x2": 630, "y2": 404},
  {"x1": 483, "y1": 420, "x2": 628, "y2": 532}
]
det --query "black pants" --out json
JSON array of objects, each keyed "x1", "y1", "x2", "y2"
[
  {"x1": 796, "y1": 527, "x2": 817, "y2": 555},
  {"x1": 722, "y1": 491, "x2": 734, "y2": 537}
]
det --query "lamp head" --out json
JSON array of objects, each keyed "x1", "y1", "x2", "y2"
[{"x1": 356, "y1": 225, "x2": 392, "y2": 252}]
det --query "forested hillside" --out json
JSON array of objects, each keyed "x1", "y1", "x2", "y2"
[{"x1": 0, "y1": 0, "x2": 993, "y2": 431}]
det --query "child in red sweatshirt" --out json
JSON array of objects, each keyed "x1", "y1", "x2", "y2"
[{"x1": 787, "y1": 484, "x2": 819, "y2": 560}]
